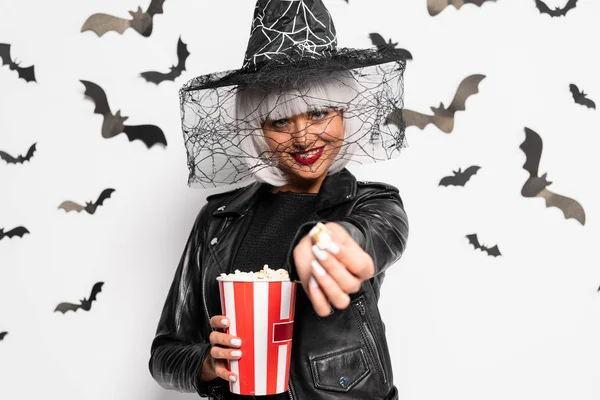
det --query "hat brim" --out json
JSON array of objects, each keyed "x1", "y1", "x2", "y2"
[{"x1": 181, "y1": 48, "x2": 409, "y2": 92}]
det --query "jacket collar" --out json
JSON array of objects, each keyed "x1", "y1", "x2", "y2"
[{"x1": 212, "y1": 168, "x2": 357, "y2": 216}]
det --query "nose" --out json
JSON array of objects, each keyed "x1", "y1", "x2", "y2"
[{"x1": 290, "y1": 115, "x2": 309, "y2": 147}]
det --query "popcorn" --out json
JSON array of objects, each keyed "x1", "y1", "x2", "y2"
[
  {"x1": 309, "y1": 222, "x2": 333, "y2": 250},
  {"x1": 217, "y1": 264, "x2": 290, "y2": 282}
]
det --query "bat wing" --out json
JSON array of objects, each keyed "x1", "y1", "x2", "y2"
[
  {"x1": 562, "y1": 0, "x2": 579, "y2": 15},
  {"x1": 369, "y1": 33, "x2": 387, "y2": 48},
  {"x1": 534, "y1": 0, "x2": 553, "y2": 15},
  {"x1": 54, "y1": 302, "x2": 81, "y2": 314},
  {"x1": 175, "y1": 36, "x2": 190, "y2": 73},
  {"x1": 16, "y1": 65, "x2": 36, "y2": 82},
  {"x1": 89, "y1": 282, "x2": 104, "y2": 302},
  {"x1": 466, "y1": 0, "x2": 497, "y2": 6},
  {"x1": 0, "y1": 331, "x2": 7, "y2": 340},
  {"x1": 140, "y1": 70, "x2": 176, "y2": 84},
  {"x1": 462, "y1": 165, "x2": 481, "y2": 180},
  {"x1": 58, "y1": 201, "x2": 86, "y2": 213},
  {"x1": 439, "y1": 175, "x2": 458, "y2": 186},
  {"x1": 520, "y1": 128, "x2": 543, "y2": 178},
  {"x1": 485, "y1": 245, "x2": 501, "y2": 257},
  {"x1": 146, "y1": 0, "x2": 166, "y2": 16},
  {"x1": 466, "y1": 233, "x2": 482, "y2": 250},
  {"x1": 94, "y1": 189, "x2": 115, "y2": 207},
  {"x1": 580, "y1": 97, "x2": 596, "y2": 109},
  {"x1": 0, "y1": 150, "x2": 18, "y2": 164},
  {"x1": 6, "y1": 226, "x2": 29, "y2": 238},
  {"x1": 81, "y1": 13, "x2": 132, "y2": 36},
  {"x1": 0, "y1": 43, "x2": 12, "y2": 66},
  {"x1": 122, "y1": 124, "x2": 167, "y2": 148},
  {"x1": 447, "y1": 74, "x2": 486, "y2": 112},
  {"x1": 23, "y1": 143, "x2": 37, "y2": 161},
  {"x1": 569, "y1": 83, "x2": 581, "y2": 100},
  {"x1": 80, "y1": 80, "x2": 111, "y2": 116},
  {"x1": 538, "y1": 188, "x2": 586, "y2": 225},
  {"x1": 402, "y1": 109, "x2": 434, "y2": 130}
]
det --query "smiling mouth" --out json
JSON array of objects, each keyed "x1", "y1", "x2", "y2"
[{"x1": 289, "y1": 146, "x2": 325, "y2": 165}]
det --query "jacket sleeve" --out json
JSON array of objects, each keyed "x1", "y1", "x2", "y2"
[
  {"x1": 286, "y1": 185, "x2": 409, "y2": 281},
  {"x1": 336, "y1": 186, "x2": 408, "y2": 278},
  {"x1": 148, "y1": 203, "x2": 224, "y2": 397}
]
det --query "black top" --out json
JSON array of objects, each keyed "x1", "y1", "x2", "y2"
[
  {"x1": 231, "y1": 186, "x2": 317, "y2": 274},
  {"x1": 226, "y1": 186, "x2": 317, "y2": 400}
]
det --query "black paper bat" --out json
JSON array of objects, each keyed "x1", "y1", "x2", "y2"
[
  {"x1": 80, "y1": 80, "x2": 167, "y2": 148},
  {"x1": 140, "y1": 36, "x2": 189, "y2": 84},
  {"x1": 428, "y1": 0, "x2": 496, "y2": 16},
  {"x1": 58, "y1": 188, "x2": 115, "y2": 215},
  {"x1": 519, "y1": 127, "x2": 585, "y2": 225},
  {"x1": 439, "y1": 165, "x2": 481, "y2": 186},
  {"x1": 368, "y1": 33, "x2": 413, "y2": 60},
  {"x1": 0, "y1": 43, "x2": 36, "y2": 83},
  {"x1": 0, "y1": 143, "x2": 37, "y2": 164},
  {"x1": 569, "y1": 84, "x2": 595, "y2": 109},
  {"x1": 386, "y1": 74, "x2": 486, "y2": 133},
  {"x1": 54, "y1": 282, "x2": 104, "y2": 313},
  {"x1": 0, "y1": 226, "x2": 29, "y2": 241},
  {"x1": 81, "y1": 0, "x2": 165, "y2": 37},
  {"x1": 0, "y1": 331, "x2": 7, "y2": 341},
  {"x1": 535, "y1": 0, "x2": 578, "y2": 17},
  {"x1": 466, "y1": 234, "x2": 501, "y2": 257}
]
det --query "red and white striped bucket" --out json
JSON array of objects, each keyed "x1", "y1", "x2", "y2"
[{"x1": 218, "y1": 280, "x2": 297, "y2": 395}]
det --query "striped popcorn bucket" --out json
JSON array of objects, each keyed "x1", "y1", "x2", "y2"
[{"x1": 217, "y1": 279, "x2": 297, "y2": 395}]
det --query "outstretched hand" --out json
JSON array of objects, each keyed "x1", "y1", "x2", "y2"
[{"x1": 292, "y1": 222, "x2": 374, "y2": 317}]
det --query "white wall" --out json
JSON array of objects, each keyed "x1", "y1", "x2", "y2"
[{"x1": 1, "y1": 1, "x2": 599, "y2": 399}]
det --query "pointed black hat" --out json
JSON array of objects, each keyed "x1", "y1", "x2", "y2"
[{"x1": 182, "y1": 0, "x2": 406, "y2": 91}]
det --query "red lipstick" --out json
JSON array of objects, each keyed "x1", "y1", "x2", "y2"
[{"x1": 290, "y1": 146, "x2": 324, "y2": 165}]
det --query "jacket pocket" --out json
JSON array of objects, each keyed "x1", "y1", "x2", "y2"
[
  {"x1": 309, "y1": 346, "x2": 370, "y2": 392},
  {"x1": 351, "y1": 295, "x2": 388, "y2": 385}
]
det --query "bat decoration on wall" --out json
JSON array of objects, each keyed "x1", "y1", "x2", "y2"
[
  {"x1": 466, "y1": 234, "x2": 501, "y2": 257},
  {"x1": 140, "y1": 36, "x2": 189, "y2": 84},
  {"x1": 58, "y1": 188, "x2": 115, "y2": 215},
  {"x1": 54, "y1": 282, "x2": 104, "y2": 313},
  {"x1": 535, "y1": 0, "x2": 578, "y2": 17},
  {"x1": 439, "y1": 165, "x2": 481, "y2": 187},
  {"x1": 81, "y1": 0, "x2": 165, "y2": 37},
  {"x1": 369, "y1": 33, "x2": 413, "y2": 60},
  {"x1": 569, "y1": 84, "x2": 596, "y2": 109},
  {"x1": 428, "y1": 0, "x2": 496, "y2": 16},
  {"x1": 386, "y1": 74, "x2": 486, "y2": 133},
  {"x1": 0, "y1": 331, "x2": 7, "y2": 341},
  {"x1": 0, "y1": 43, "x2": 36, "y2": 83},
  {"x1": 0, "y1": 143, "x2": 37, "y2": 164},
  {"x1": 80, "y1": 80, "x2": 167, "y2": 148},
  {"x1": 520, "y1": 127, "x2": 585, "y2": 225},
  {"x1": 0, "y1": 226, "x2": 29, "y2": 241}
]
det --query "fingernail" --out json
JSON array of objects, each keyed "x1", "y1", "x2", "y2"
[
  {"x1": 311, "y1": 259, "x2": 327, "y2": 277},
  {"x1": 230, "y1": 350, "x2": 242, "y2": 357},
  {"x1": 229, "y1": 375, "x2": 237, "y2": 382},
  {"x1": 311, "y1": 244, "x2": 328, "y2": 261},
  {"x1": 230, "y1": 338, "x2": 242, "y2": 347},
  {"x1": 221, "y1": 318, "x2": 229, "y2": 326},
  {"x1": 324, "y1": 241, "x2": 340, "y2": 255},
  {"x1": 309, "y1": 276, "x2": 318, "y2": 288}
]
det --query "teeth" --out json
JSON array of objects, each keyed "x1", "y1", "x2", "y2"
[{"x1": 296, "y1": 148, "x2": 320, "y2": 158}]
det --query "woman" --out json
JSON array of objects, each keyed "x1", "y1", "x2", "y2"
[{"x1": 149, "y1": 1, "x2": 409, "y2": 399}]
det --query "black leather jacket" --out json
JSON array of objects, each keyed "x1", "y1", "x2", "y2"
[{"x1": 148, "y1": 168, "x2": 409, "y2": 399}]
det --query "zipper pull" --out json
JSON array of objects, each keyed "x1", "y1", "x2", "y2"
[{"x1": 356, "y1": 300, "x2": 366, "y2": 315}]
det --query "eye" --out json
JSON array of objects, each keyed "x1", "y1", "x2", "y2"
[
  {"x1": 266, "y1": 118, "x2": 288, "y2": 128},
  {"x1": 310, "y1": 109, "x2": 329, "y2": 120}
]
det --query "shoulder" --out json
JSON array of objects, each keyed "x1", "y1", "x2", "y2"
[
  {"x1": 206, "y1": 186, "x2": 244, "y2": 204},
  {"x1": 356, "y1": 179, "x2": 400, "y2": 194}
]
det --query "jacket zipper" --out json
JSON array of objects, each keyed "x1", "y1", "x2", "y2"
[
  {"x1": 353, "y1": 299, "x2": 387, "y2": 384},
  {"x1": 200, "y1": 216, "x2": 233, "y2": 326},
  {"x1": 288, "y1": 376, "x2": 294, "y2": 399}
]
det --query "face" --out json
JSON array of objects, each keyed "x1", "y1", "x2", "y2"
[{"x1": 261, "y1": 108, "x2": 345, "y2": 189}]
